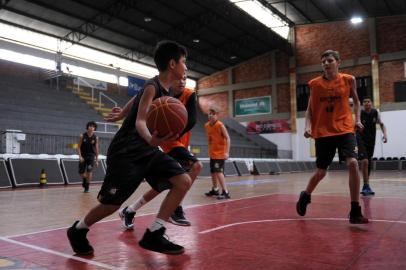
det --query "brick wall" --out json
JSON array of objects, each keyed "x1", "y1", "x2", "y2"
[
  {"x1": 377, "y1": 15, "x2": 406, "y2": 54},
  {"x1": 198, "y1": 70, "x2": 229, "y2": 89},
  {"x1": 233, "y1": 53, "x2": 272, "y2": 83},
  {"x1": 277, "y1": 84, "x2": 290, "y2": 113},
  {"x1": 198, "y1": 92, "x2": 229, "y2": 118},
  {"x1": 379, "y1": 60, "x2": 405, "y2": 103},
  {"x1": 234, "y1": 86, "x2": 272, "y2": 100},
  {"x1": 295, "y1": 21, "x2": 370, "y2": 67},
  {"x1": 276, "y1": 51, "x2": 290, "y2": 77}
]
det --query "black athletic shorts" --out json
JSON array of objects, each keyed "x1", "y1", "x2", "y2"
[
  {"x1": 210, "y1": 159, "x2": 225, "y2": 173},
  {"x1": 356, "y1": 134, "x2": 375, "y2": 160},
  {"x1": 97, "y1": 149, "x2": 186, "y2": 205},
  {"x1": 78, "y1": 155, "x2": 96, "y2": 174},
  {"x1": 145, "y1": 147, "x2": 199, "y2": 192},
  {"x1": 315, "y1": 133, "x2": 357, "y2": 170}
]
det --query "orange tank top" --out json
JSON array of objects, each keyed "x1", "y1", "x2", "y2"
[
  {"x1": 309, "y1": 73, "x2": 355, "y2": 138},
  {"x1": 205, "y1": 120, "x2": 227, "y2": 159},
  {"x1": 160, "y1": 88, "x2": 194, "y2": 153}
]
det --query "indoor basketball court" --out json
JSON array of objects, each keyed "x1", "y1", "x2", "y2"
[{"x1": 1, "y1": 171, "x2": 406, "y2": 270}]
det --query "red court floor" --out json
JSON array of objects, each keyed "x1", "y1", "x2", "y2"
[{"x1": 1, "y1": 192, "x2": 406, "y2": 270}]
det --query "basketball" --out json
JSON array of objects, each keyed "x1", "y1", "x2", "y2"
[{"x1": 146, "y1": 96, "x2": 188, "y2": 137}]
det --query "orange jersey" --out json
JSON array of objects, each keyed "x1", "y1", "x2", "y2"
[
  {"x1": 309, "y1": 73, "x2": 355, "y2": 138},
  {"x1": 205, "y1": 120, "x2": 227, "y2": 159},
  {"x1": 160, "y1": 88, "x2": 194, "y2": 153}
]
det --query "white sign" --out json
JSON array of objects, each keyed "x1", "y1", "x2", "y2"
[{"x1": 73, "y1": 77, "x2": 108, "y2": 90}]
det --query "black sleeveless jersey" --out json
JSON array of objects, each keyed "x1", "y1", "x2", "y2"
[
  {"x1": 359, "y1": 108, "x2": 379, "y2": 143},
  {"x1": 80, "y1": 132, "x2": 97, "y2": 156},
  {"x1": 106, "y1": 76, "x2": 170, "y2": 159}
]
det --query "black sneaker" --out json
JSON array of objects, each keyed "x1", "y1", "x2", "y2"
[
  {"x1": 349, "y1": 205, "x2": 369, "y2": 224},
  {"x1": 217, "y1": 191, "x2": 231, "y2": 200},
  {"x1": 169, "y1": 206, "x2": 191, "y2": 226},
  {"x1": 67, "y1": 221, "x2": 94, "y2": 255},
  {"x1": 118, "y1": 206, "x2": 135, "y2": 230},
  {"x1": 205, "y1": 188, "x2": 220, "y2": 197},
  {"x1": 139, "y1": 227, "x2": 184, "y2": 255},
  {"x1": 296, "y1": 191, "x2": 311, "y2": 216},
  {"x1": 83, "y1": 182, "x2": 89, "y2": 193}
]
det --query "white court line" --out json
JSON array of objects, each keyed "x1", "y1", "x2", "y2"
[
  {"x1": 0, "y1": 236, "x2": 119, "y2": 270},
  {"x1": 199, "y1": 218, "x2": 406, "y2": 234},
  {"x1": 5, "y1": 192, "x2": 406, "y2": 238},
  {"x1": 4, "y1": 192, "x2": 283, "y2": 238}
]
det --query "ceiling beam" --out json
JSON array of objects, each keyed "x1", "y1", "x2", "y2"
[
  {"x1": 382, "y1": 0, "x2": 394, "y2": 15},
  {"x1": 154, "y1": 0, "x2": 259, "y2": 61},
  {"x1": 308, "y1": 0, "x2": 331, "y2": 21},
  {"x1": 286, "y1": 0, "x2": 313, "y2": 23},
  {"x1": 257, "y1": 0, "x2": 295, "y2": 26},
  {"x1": 70, "y1": 0, "x2": 229, "y2": 70},
  {"x1": 22, "y1": 0, "x2": 220, "y2": 74}
]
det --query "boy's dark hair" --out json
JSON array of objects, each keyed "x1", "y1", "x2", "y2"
[
  {"x1": 86, "y1": 121, "x2": 97, "y2": 130},
  {"x1": 154, "y1": 40, "x2": 187, "y2": 72},
  {"x1": 362, "y1": 96, "x2": 372, "y2": 102},
  {"x1": 321, "y1": 50, "x2": 340, "y2": 61}
]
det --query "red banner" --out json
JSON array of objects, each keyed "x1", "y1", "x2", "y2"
[{"x1": 246, "y1": 119, "x2": 291, "y2": 134}]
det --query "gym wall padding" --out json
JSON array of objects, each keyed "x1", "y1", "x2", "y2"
[
  {"x1": 234, "y1": 161, "x2": 251, "y2": 176},
  {"x1": 253, "y1": 161, "x2": 270, "y2": 175},
  {"x1": 9, "y1": 158, "x2": 64, "y2": 186},
  {"x1": 0, "y1": 159, "x2": 12, "y2": 188},
  {"x1": 61, "y1": 159, "x2": 105, "y2": 184},
  {"x1": 224, "y1": 161, "x2": 239, "y2": 176}
]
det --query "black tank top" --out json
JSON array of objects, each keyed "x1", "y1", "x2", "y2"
[
  {"x1": 80, "y1": 132, "x2": 97, "y2": 156},
  {"x1": 359, "y1": 108, "x2": 378, "y2": 143},
  {"x1": 107, "y1": 76, "x2": 170, "y2": 158}
]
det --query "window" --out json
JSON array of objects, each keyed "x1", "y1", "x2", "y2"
[
  {"x1": 296, "y1": 84, "x2": 310, "y2": 111},
  {"x1": 356, "y1": 76, "x2": 373, "y2": 102},
  {"x1": 394, "y1": 81, "x2": 406, "y2": 102}
]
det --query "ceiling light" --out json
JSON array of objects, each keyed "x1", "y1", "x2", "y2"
[
  {"x1": 351, "y1": 16, "x2": 363, "y2": 24},
  {"x1": 144, "y1": 17, "x2": 152, "y2": 22},
  {"x1": 230, "y1": 55, "x2": 237, "y2": 60},
  {"x1": 192, "y1": 39, "x2": 200, "y2": 43}
]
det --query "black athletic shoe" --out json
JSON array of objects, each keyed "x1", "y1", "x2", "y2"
[
  {"x1": 205, "y1": 189, "x2": 220, "y2": 197},
  {"x1": 139, "y1": 227, "x2": 185, "y2": 255},
  {"x1": 349, "y1": 205, "x2": 369, "y2": 224},
  {"x1": 83, "y1": 182, "x2": 89, "y2": 193},
  {"x1": 296, "y1": 191, "x2": 311, "y2": 216},
  {"x1": 118, "y1": 206, "x2": 135, "y2": 230},
  {"x1": 67, "y1": 221, "x2": 94, "y2": 255},
  {"x1": 217, "y1": 191, "x2": 231, "y2": 200},
  {"x1": 169, "y1": 206, "x2": 191, "y2": 226}
]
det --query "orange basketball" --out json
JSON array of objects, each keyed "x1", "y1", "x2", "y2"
[{"x1": 146, "y1": 96, "x2": 188, "y2": 137}]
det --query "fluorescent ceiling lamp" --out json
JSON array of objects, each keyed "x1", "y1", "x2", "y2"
[
  {"x1": 229, "y1": 0, "x2": 290, "y2": 39},
  {"x1": 0, "y1": 22, "x2": 196, "y2": 88},
  {"x1": 0, "y1": 48, "x2": 55, "y2": 70},
  {"x1": 351, "y1": 17, "x2": 363, "y2": 24}
]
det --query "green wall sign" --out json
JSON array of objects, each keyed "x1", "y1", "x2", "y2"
[{"x1": 234, "y1": 96, "x2": 271, "y2": 116}]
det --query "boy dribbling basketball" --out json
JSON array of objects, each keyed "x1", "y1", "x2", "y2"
[{"x1": 67, "y1": 40, "x2": 191, "y2": 255}]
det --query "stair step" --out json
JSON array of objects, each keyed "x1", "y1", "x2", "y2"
[
  {"x1": 86, "y1": 101, "x2": 105, "y2": 106},
  {"x1": 79, "y1": 96, "x2": 97, "y2": 101},
  {"x1": 95, "y1": 107, "x2": 113, "y2": 113}
]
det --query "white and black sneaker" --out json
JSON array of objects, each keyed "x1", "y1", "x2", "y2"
[
  {"x1": 118, "y1": 206, "x2": 135, "y2": 230},
  {"x1": 169, "y1": 206, "x2": 191, "y2": 226}
]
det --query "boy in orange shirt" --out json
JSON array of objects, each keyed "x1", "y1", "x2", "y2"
[
  {"x1": 296, "y1": 50, "x2": 368, "y2": 224},
  {"x1": 204, "y1": 106, "x2": 231, "y2": 199}
]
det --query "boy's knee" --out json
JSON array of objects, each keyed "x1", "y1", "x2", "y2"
[
  {"x1": 192, "y1": 161, "x2": 203, "y2": 174},
  {"x1": 347, "y1": 158, "x2": 358, "y2": 169},
  {"x1": 171, "y1": 174, "x2": 192, "y2": 192}
]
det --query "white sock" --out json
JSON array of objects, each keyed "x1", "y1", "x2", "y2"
[
  {"x1": 75, "y1": 218, "x2": 88, "y2": 229},
  {"x1": 213, "y1": 187, "x2": 219, "y2": 191},
  {"x1": 128, "y1": 197, "x2": 147, "y2": 213},
  {"x1": 149, "y1": 218, "x2": 165, "y2": 232}
]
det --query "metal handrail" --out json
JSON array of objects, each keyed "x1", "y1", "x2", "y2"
[
  {"x1": 95, "y1": 121, "x2": 120, "y2": 134},
  {"x1": 98, "y1": 92, "x2": 117, "y2": 108},
  {"x1": 76, "y1": 76, "x2": 95, "y2": 102}
]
